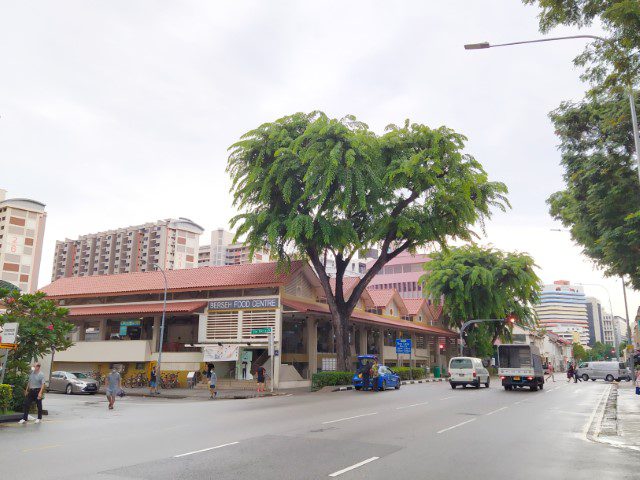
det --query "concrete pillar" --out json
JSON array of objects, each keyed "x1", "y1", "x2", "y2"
[
  {"x1": 410, "y1": 333, "x2": 417, "y2": 368},
  {"x1": 273, "y1": 308, "x2": 283, "y2": 389},
  {"x1": 77, "y1": 321, "x2": 86, "y2": 341},
  {"x1": 307, "y1": 317, "x2": 317, "y2": 377},
  {"x1": 99, "y1": 318, "x2": 108, "y2": 341},
  {"x1": 376, "y1": 328, "x2": 385, "y2": 363},
  {"x1": 359, "y1": 326, "x2": 367, "y2": 356},
  {"x1": 152, "y1": 317, "x2": 160, "y2": 352}
]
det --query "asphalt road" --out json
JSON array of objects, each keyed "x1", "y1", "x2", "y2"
[{"x1": 1, "y1": 379, "x2": 637, "y2": 479}]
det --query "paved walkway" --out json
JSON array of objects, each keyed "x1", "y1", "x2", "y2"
[
  {"x1": 616, "y1": 381, "x2": 640, "y2": 448},
  {"x1": 97, "y1": 386, "x2": 307, "y2": 400}
]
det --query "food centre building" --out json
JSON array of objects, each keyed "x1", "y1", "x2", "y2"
[{"x1": 41, "y1": 261, "x2": 457, "y2": 388}]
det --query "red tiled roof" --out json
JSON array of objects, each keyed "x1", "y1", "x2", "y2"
[
  {"x1": 329, "y1": 277, "x2": 361, "y2": 296},
  {"x1": 365, "y1": 288, "x2": 408, "y2": 316},
  {"x1": 65, "y1": 301, "x2": 207, "y2": 318},
  {"x1": 403, "y1": 298, "x2": 427, "y2": 315},
  {"x1": 41, "y1": 261, "x2": 303, "y2": 299},
  {"x1": 282, "y1": 297, "x2": 457, "y2": 337}
]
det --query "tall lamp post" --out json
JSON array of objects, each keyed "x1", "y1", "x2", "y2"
[
  {"x1": 464, "y1": 35, "x2": 640, "y2": 185},
  {"x1": 154, "y1": 263, "x2": 168, "y2": 389}
]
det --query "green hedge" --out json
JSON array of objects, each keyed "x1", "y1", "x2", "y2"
[
  {"x1": 311, "y1": 371, "x2": 354, "y2": 389},
  {"x1": 0, "y1": 384, "x2": 12, "y2": 414},
  {"x1": 392, "y1": 367, "x2": 426, "y2": 380}
]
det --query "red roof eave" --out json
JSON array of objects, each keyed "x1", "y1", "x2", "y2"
[{"x1": 65, "y1": 300, "x2": 207, "y2": 318}]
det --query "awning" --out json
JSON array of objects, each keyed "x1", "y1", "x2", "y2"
[
  {"x1": 65, "y1": 301, "x2": 207, "y2": 318},
  {"x1": 282, "y1": 297, "x2": 457, "y2": 338}
]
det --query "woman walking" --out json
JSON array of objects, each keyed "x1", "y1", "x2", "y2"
[{"x1": 567, "y1": 364, "x2": 574, "y2": 383}]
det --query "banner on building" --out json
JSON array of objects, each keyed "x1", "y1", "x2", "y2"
[{"x1": 203, "y1": 344, "x2": 240, "y2": 362}]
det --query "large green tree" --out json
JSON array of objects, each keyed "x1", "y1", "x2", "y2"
[
  {"x1": 0, "y1": 289, "x2": 73, "y2": 409},
  {"x1": 420, "y1": 245, "x2": 541, "y2": 356},
  {"x1": 547, "y1": 91, "x2": 640, "y2": 288},
  {"x1": 227, "y1": 112, "x2": 508, "y2": 370}
]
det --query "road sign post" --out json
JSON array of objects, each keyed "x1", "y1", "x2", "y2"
[
  {"x1": 396, "y1": 339, "x2": 412, "y2": 380},
  {"x1": 251, "y1": 328, "x2": 274, "y2": 392}
]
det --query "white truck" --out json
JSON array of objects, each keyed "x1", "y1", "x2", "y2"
[{"x1": 498, "y1": 344, "x2": 545, "y2": 391}]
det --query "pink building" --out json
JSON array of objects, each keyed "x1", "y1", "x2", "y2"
[{"x1": 366, "y1": 251, "x2": 431, "y2": 299}]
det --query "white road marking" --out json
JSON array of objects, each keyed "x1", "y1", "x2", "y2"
[
  {"x1": 573, "y1": 388, "x2": 583, "y2": 394},
  {"x1": 174, "y1": 441, "x2": 239, "y2": 458},
  {"x1": 440, "y1": 396, "x2": 454, "y2": 400},
  {"x1": 582, "y1": 386, "x2": 611, "y2": 439},
  {"x1": 437, "y1": 418, "x2": 476, "y2": 434},
  {"x1": 513, "y1": 401, "x2": 522, "y2": 405},
  {"x1": 22, "y1": 444, "x2": 62, "y2": 453},
  {"x1": 322, "y1": 412, "x2": 378, "y2": 424},
  {"x1": 396, "y1": 401, "x2": 429, "y2": 410},
  {"x1": 553, "y1": 387, "x2": 561, "y2": 391},
  {"x1": 485, "y1": 406, "x2": 508, "y2": 416},
  {"x1": 329, "y1": 457, "x2": 379, "y2": 477}
]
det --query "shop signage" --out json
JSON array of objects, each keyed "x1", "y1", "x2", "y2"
[
  {"x1": 251, "y1": 327, "x2": 272, "y2": 335},
  {"x1": 0, "y1": 322, "x2": 18, "y2": 344},
  {"x1": 203, "y1": 344, "x2": 240, "y2": 362},
  {"x1": 208, "y1": 297, "x2": 279, "y2": 311},
  {"x1": 120, "y1": 320, "x2": 141, "y2": 327}
]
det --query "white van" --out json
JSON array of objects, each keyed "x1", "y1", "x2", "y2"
[
  {"x1": 448, "y1": 357, "x2": 490, "y2": 389},
  {"x1": 577, "y1": 361, "x2": 631, "y2": 382}
]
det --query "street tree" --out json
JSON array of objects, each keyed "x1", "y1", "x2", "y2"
[
  {"x1": 420, "y1": 245, "x2": 541, "y2": 356},
  {"x1": 572, "y1": 342, "x2": 587, "y2": 362},
  {"x1": 0, "y1": 288, "x2": 73, "y2": 409},
  {"x1": 227, "y1": 112, "x2": 508, "y2": 370},
  {"x1": 547, "y1": 92, "x2": 640, "y2": 289}
]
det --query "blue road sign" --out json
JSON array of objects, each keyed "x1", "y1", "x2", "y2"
[{"x1": 396, "y1": 338, "x2": 412, "y2": 354}]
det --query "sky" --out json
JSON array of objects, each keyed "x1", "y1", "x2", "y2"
[{"x1": 1, "y1": 1, "x2": 637, "y2": 328}]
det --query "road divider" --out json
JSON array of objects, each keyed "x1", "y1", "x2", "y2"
[
  {"x1": 329, "y1": 457, "x2": 379, "y2": 477},
  {"x1": 174, "y1": 441, "x2": 239, "y2": 458},
  {"x1": 322, "y1": 412, "x2": 378, "y2": 424}
]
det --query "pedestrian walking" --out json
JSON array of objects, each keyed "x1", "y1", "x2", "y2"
[
  {"x1": 546, "y1": 363, "x2": 556, "y2": 382},
  {"x1": 360, "y1": 361, "x2": 372, "y2": 391},
  {"x1": 149, "y1": 365, "x2": 158, "y2": 395},
  {"x1": 106, "y1": 367, "x2": 121, "y2": 410},
  {"x1": 573, "y1": 363, "x2": 582, "y2": 383},
  {"x1": 209, "y1": 365, "x2": 218, "y2": 399},
  {"x1": 635, "y1": 370, "x2": 640, "y2": 396},
  {"x1": 242, "y1": 360, "x2": 248, "y2": 379},
  {"x1": 19, "y1": 363, "x2": 45, "y2": 424},
  {"x1": 567, "y1": 364, "x2": 574, "y2": 383},
  {"x1": 370, "y1": 361, "x2": 380, "y2": 392},
  {"x1": 256, "y1": 365, "x2": 266, "y2": 392}
]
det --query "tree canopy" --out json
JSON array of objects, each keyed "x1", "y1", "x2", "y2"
[
  {"x1": 547, "y1": 91, "x2": 640, "y2": 289},
  {"x1": 227, "y1": 111, "x2": 508, "y2": 369},
  {"x1": 420, "y1": 245, "x2": 541, "y2": 356}
]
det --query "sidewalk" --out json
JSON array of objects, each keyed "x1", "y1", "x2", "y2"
[{"x1": 615, "y1": 381, "x2": 640, "y2": 448}]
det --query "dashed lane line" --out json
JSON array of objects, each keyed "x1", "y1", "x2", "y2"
[
  {"x1": 22, "y1": 444, "x2": 62, "y2": 453},
  {"x1": 322, "y1": 412, "x2": 378, "y2": 424},
  {"x1": 485, "y1": 406, "x2": 508, "y2": 416},
  {"x1": 174, "y1": 441, "x2": 239, "y2": 458},
  {"x1": 329, "y1": 457, "x2": 379, "y2": 477},
  {"x1": 437, "y1": 418, "x2": 476, "y2": 434},
  {"x1": 396, "y1": 401, "x2": 429, "y2": 410}
]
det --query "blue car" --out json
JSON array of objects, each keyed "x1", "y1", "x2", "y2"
[{"x1": 352, "y1": 355, "x2": 401, "y2": 391}]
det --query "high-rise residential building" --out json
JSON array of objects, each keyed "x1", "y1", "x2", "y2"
[
  {"x1": 534, "y1": 280, "x2": 590, "y2": 345},
  {"x1": 52, "y1": 218, "x2": 203, "y2": 280},
  {"x1": 0, "y1": 189, "x2": 47, "y2": 293},
  {"x1": 601, "y1": 312, "x2": 615, "y2": 345},
  {"x1": 614, "y1": 315, "x2": 630, "y2": 345},
  {"x1": 198, "y1": 228, "x2": 270, "y2": 267},
  {"x1": 585, "y1": 296, "x2": 605, "y2": 346},
  {"x1": 366, "y1": 251, "x2": 430, "y2": 299}
]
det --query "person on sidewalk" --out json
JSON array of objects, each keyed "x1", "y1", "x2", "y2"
[
  {"x1": 106, "y1": 368, "x2": 121, "y2": 410},
  {"x1": 256, "y1": 365, "x2": 266, "y2": 392},
  {"x1": 149, "y1": 366, "x2": 158, "y2": 395},
  {"x1": 209, "y1": 366, "x2": 218, "y2": 399},
  {"x1": 573, "y1": 363, "x2": 582, "y2": 383},
  {"x1": 19, "y1": 363, "x2": 45, "y2": 424},
  {"x1": 635, "y1": 370, "x2": 640, "y2": 396},
  {"x1": 360, "y1": 361, "x2": 372, "y2": 391},
  {"x1": 567, "y1": 364, "x2": 574, "y2": 383}
]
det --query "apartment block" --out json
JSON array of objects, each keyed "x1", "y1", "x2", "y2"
[
  {"x1": 535, "y1": 281, "x2": 590, "y2": 346},
  {"x1": 198, "y1": 228, "x2": 270, "y2": 266},
  {"x1": 0, "y1": 189, "x2": 47, "y2": 293},
  {"x1": 52, "y1": 218, "x2": 204, "y2": 280}
]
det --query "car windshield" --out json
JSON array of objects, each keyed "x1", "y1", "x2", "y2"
[
  {"x1": 450, "y1": 358, "x2": 472, "y2": 369},
  {"x1": 71, "y1": 372, "x2": 88, "y2": 379}
]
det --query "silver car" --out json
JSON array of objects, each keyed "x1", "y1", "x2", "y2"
[{"x1": 48, "y1": 371, "x2": 99, "y2": 395}]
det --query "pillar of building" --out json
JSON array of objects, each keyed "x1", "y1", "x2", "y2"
[
  {"x1": 376, "y1": 328, "x2": 385, "y2": 364},
  {"x1": 152, "y1": 317, "x2": 160, "y2": 351},
  {"x1": 307, "y1": 317, "x2": 318, "y2": 377},
  {"x1": 99, "y1": 318, "x2": 108, "y2": 341},
  {"x1": 77, "y1": 321, "x2": 86, "y2": 341},
  {"x1": 359, "y1": 326, "x2": 368, "y2": 356},
  {"x1": 273, "y1": 308, "x2": 283, "y2": 389},
  {"x1": 410, "y1": 333, "x2": 417, "y2": 368}
]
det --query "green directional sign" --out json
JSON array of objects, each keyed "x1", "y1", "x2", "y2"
[{"x1": 251, "y1": 328, "x2": 272, "y2": 335}]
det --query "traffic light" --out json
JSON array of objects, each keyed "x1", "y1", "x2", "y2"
[
  {"x1": 506, "y1": 314, "x2": 516, "y2": 325},
  {"x1": 439, "y1": 343, "x2": 445, "y2": 352}
]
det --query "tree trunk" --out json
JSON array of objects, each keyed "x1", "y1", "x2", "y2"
[{"x1": 332, "y1": 308, "x2": 352, "y2": 371}]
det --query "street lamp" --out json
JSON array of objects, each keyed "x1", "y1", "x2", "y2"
[
  {"x1": 464, "y1": 35, "x2": 640, "y2": 185},
  {"x1": 154, "y1": 263, "x2": 168, "y2": 391}
]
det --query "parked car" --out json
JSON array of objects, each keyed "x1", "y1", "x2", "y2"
[
  {"x1": 352, "y1": 355, "x2": 401, "y2": 391},
  {"x1": 48, "y1": 371, "x2": 99, "y2": 395},
  {"x1": 577, "y1": 361, "x2": 631, "y2": 382},
  {"x1": 448, "y1": 357, "x2": 490, "y2": 389}
]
